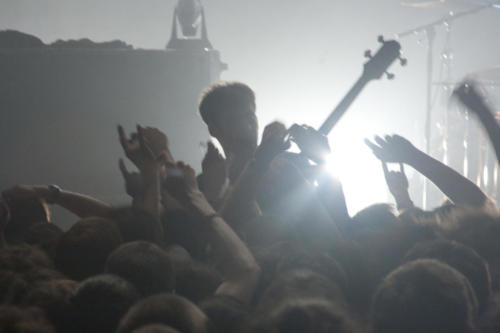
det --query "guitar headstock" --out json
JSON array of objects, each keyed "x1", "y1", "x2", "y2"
[{"x1": 362, "y1": 36, "x2": 405, "y2": 82}]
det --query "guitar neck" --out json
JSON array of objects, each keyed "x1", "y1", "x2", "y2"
[{"x1": 318, "y1": 76, "x2": 369, "y2": 136}]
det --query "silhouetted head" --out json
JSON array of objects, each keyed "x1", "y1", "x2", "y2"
[
  {"x1": 0, "y1": 305, "x2": 55, "y2": 333},
  {"x1": 257, "y1": 269, "x2": 345, "y2": 312},
  {"x1": 117, "y1": 294, "x2": 213, "y2": 333},
  {"x1": 405, "y1": 239, "x2": 491, "y2": 313},
  {"x1": 370, "y1": 259, "x2": 478, "y2": 333},
  {"x1": 55, "y1": 217, "x2": 122, "y2": 280},
  {"x1": 252, "y1": 298, "x2": 362, "y2": 333},
  {"x1": 70, "y1": 274, "x2": 140, "y2": 333},
  {"x1": 105, "y1": 240, "x2": 175, "y2": 296},
  {"x1": 199, "y1": 81, "x2": 258, "y2": 156},
  {"x1": 21, "y1": 279, "x2": 77, "y2": 332},
  {"x1": 132, "y1": 324, "x2": 180, "y2": 333}
]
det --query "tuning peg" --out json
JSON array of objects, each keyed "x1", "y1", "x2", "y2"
[
  {"x1": 378, "y1": 35, "x2": 385, "y2": 43},
  {"x1": 386, "y1": 72, "x2": 395, "y2": 80},
  {"x1": 364, "y1": 50, "x2": 372, "y2": 59},
  {"x1": 399, "y1": 57, "x2": 408, "y2": 66}
]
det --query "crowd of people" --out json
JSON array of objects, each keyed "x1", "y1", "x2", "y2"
[{"x1": 1, "y1": 80, "x2": 500, "y2": 332}]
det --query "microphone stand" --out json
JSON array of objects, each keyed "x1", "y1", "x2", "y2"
[{"x1": 396, "y1": 2, "x2": 495, "y2": 208}]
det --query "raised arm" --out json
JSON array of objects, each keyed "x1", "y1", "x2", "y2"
[
  {"x1": 165, "y1": 161, "x2": 260, "y2": 304},
  {"x1": 365, "y1": 134, "x2": 488, "y2": 207},
  {"x1": 1, "y1": 184, "x2": 111, "y2": 219},
  {"x1": 118, "y1": 125, "x2": 163, "y2": 243},
  {"x1": 453, "y1": 81, "x2": 500, "y2": 165},
  {"x1": 219, "y1": 121, "x2": 290, "y2": 226}
]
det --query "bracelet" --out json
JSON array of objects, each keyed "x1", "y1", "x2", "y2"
[{"x1": 46, "y1": 184, "x2": 62, "y2": 204}]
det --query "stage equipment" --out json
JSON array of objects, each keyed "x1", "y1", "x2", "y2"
[
  {"x1": 0, "y1": 5, "x2": 226, "y2": 220},
  {"x1": 396, "y1": 2, "x2": 499, "y2": 208}
]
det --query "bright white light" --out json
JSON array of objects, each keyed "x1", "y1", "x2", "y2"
[{"x1": 324, "y1": 122, "x2": 390, "y2": 215}]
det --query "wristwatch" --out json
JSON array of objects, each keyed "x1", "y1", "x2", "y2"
[{"x1": 46, "y1": 184, "x2": 62, "y2": 204}]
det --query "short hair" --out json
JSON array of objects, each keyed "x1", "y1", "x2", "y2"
[
  {"x1": 198, "y1": 81, "x2": 255, "y2": 125},
  {"x1": 116, "y1": 294, "x2": 213, "y2": 333},
  {"x1": 55, "y1": 217, "x2": 123, "y2": 280},
  {"x1": 405, "y1": 239, "x2": 491, "y2": 313},
  {"x1": 371, "y1": 259, "x2": 478, "y2": 333},
  {"x1": 132, "y1": 325, "x2": 180, "y2": 333},
  {"x1": 21, "y1": 279, "x2": 77, "y2": 332},
  {"x1": 253, "y1": 298, "x2": 362, "y2": 333},
  {"x1": 0, "y1": 305, "x2": 55, "y2": 333},
  {"x1": 70, "y1": 274, "x2": 140, "y2": 333},
  {"x1": 105, "y1": 241, "x2": 175, "y2": 296}
]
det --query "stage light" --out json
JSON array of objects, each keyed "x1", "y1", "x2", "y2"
[{"x1": 176, "y1": 0, "x2": 202, "y2": 37}]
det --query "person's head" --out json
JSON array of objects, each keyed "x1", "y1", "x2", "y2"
[
  {"x1": 370, "y1": 259, "x2": 478, "y2": 333},
  {"x1": 105, "y1": 241, "x2": 175, "y2": 296},
  {"x1": 21, "y1": 279, "x2": 77, "y2": 332},
  {"x1": 55, "y1": 217, "x2": 123, "y2": 280},
  {"x1": 257, "y1": 269, "x2": 345, "y2": 312},
  {"x1": 132, "y1": 325, "x2": 180, "y2": 333},
  {"x1": 198, "y1": 81, "x2": 258, "y2": 155},
  {"x1": 70, "y1": 274, "x2": 140, "y2": 333},
  {"x1": 199, "y1": 295, "x2": 249, "y2": 333},
  {"x1": 116, "y1": 294, "x2": 213, "y2": 333},
  {"x1": 0, "y1": 306, "x2": 55, "y2": 333},
  {"x1": 405, "y1": 239, "x2": 491, "y2": 313},
  {"x1": 253, "y1": 298, "x2": 362, "y2": 333}
]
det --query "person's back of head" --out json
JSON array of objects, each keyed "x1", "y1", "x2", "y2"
[
  {"x1": 0, "y1": 305, "x2": 55, "y2": 333},
  {"x1": 257, "y1": 268, "x2": 345, "y2": 313},
  {"x1": 0, "y1": 244, "x2": 62, "y2": 304},
  {"x1": 55, "y1": 217, "x2": 122, "y2": 280},
  {"x1": 252, "y1": 298, "x2": 363, "y2": 333},
  {"x1": 69, "y1": 274, "x2": 140, "y2": 333},
  {"x1": 23, "y1": 222, "x2": 63, "y2": 260},
  {"x1": 370, "y1": 259, "x2": 478, "y2": 333},
  {"x1": 442, "y1": 209, "x2": 500, "y2": 290},
  {"x1": 105, "y1": 240, "x2": 175, "y2": 296},
  {"x1": 198, "y1": 81, "x2": 256, "y2": 126},
  {"x1": 405, "y1": 239, "x2": 492, "y2": 313},
  {"x1": 116, "y1": 293, "x2": 213, "y2": 333},
  {"x1": 199, "y1": 295, "x2": 249, "y2": 333},
  {"x1": 21, "y1": 279, "x2": 77, "y2": 332},
  {"x1": 132, "y1": 324, "x2": 180, "y2": 333}
]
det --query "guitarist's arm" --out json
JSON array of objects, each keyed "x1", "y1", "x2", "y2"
[
  {"x1": 454, "y1": 82, "x2": 500, "y2": 165},
  {"x1": 366, "y1": 134, "x2": 489, "y2": 208}
]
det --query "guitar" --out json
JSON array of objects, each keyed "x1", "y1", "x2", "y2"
[{"x1": 290, "y1": 36, "x2": 406, "y2": 162}]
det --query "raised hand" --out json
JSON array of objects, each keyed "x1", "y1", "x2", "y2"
[
  {"x1": 141, "y1": 126, "x2": 175, "y2": 164},
  {"x1": 289, "y1": 124, "x2": 330, "y2": 163},
  {"x1": 119, "y1": 158, "x2": 145, "y2": 199},
  {"x1": 254, "y1": 121, "x2": 290, "y2": 166},
  {"x1": 382, "y1": 162, "x2": 408, "y2": 196},
  {"x1": 365, "y1": 134, "x2": 418, "y2": 164},
  {"x1": 118, "y1": 124, "x2": 155, "y2": 170},
  {"x1": 164, "y1": 162, "x2": 199, "y2": 203}
]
